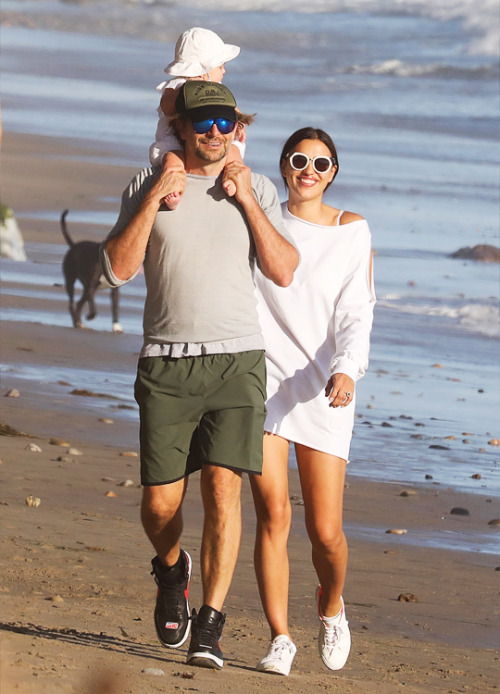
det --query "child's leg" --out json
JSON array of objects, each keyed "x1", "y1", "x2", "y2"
[
  {"x1": 162, "y1": 150, "x2": 186, "y2": 210},
  {"x1": 222, "y1": 143, "x2": 243, "y2": 197}
]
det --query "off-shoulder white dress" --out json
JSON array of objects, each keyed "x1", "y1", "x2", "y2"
[{"x1": 253, "y1": 203, "x2": 376, "y2": 460}]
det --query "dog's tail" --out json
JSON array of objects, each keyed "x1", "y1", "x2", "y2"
[{"x1": 60, "y1": 209, "x2": 74, "y2": 248}]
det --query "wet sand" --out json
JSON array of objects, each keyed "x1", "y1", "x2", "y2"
[{"x1": 1, "y1": 131, "x2": 499, "y2": 693}]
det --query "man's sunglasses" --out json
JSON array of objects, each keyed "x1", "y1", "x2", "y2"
[
  {"x1": 192, "y1": 118, "x2": 236, "y2": 135},
  {"x1": 287, "y1": 152, "x2": 336, "y2": 174}
]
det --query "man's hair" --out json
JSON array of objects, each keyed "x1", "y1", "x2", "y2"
[{"x1": 279, "y1": 127, "x2": 339, "y2": 191}]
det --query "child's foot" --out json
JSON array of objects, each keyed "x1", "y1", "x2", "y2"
[
  {"x1": 223, "y1": 179, "x2": 237, "y2": 197},
  {"x1": 164, "y1": 191, "x2": 182, "y2": 210}
]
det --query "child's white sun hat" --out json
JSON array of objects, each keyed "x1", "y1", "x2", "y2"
[{"x1": 165, "y1": 27, "x2": 240, "y2": 77}]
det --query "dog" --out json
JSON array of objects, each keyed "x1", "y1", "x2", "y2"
[{"x1": 60, "y1": 209, "x2": 122, "y2": 333}]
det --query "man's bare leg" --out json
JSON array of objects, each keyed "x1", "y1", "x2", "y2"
[
  {"x1": 141, "y1": 479, "x2": 192, "y2": 649},
  {"x1": 199, "y1": 464, "x2": 243, "y2": 611}
]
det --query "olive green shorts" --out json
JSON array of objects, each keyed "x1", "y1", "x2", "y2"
[{"x1": 134, "y1": 350, "x2": 266, "y2": 485}]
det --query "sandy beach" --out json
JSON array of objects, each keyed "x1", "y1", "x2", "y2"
[{"x1": 1, "y1": 132, "x2": 499, "y2": 693}]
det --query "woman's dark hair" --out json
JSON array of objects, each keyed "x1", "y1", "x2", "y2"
[{"x1": 279, "y1": 127, "x2": 339, "y2": 190}]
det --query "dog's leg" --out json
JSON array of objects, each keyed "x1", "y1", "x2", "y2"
[
  {"x1": 110, "y1": 287, "x2": 123, "y2": 333},
  {"x1": 64, "y1": 272, "x2": 82, "y2": 328},
  {"x1": 75, "y1": 283, "x2": 94, "y2": 326},
  {"x1": 85, "y1": 284, "x2": 98, "y2": 321}
]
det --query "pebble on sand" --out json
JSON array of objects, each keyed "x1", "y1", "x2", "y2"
[
  {"x1": 25, "y1": 443, "x2": 42, "y2": 453},
  {"x1": 471, "y1": 473, "x2": 482, "y2": 479},
  {"x1": 398, "y1": 593, "x2": 418, "y2": 602},
  {"x1": 400, "y1": 490, "x2": 417, "y2": 497},
  {"x1": 4, "y1": 389, "x2": 20, "y2": 398},
  {"x1": 488, "y1": 438, "x2": 500, "y2": 446},
  {"x1": 141, "y1": 668, "x2": 165, "y2": 676},
  {"x1": 105, "y1": 491, "x2": 117, "y2": 498},
  {"x1": 120, "y1": 451, "x2": 138, "y2": 458},
  {"x1": 67, "y1": 447, "x2": 82, "y2": 456},
  {"x1": 49, "y1": 437, "x2": 71, "y2": 447},
  {"x1": 487, "y1": 519, "x2": 500, "y2": 527},
  {"x1": 386, "y1": 529, "x2": 407, "y2": 535},
  {"x1": 118, "y1": 480, "x2": 134, "y2": 487},
  {"x1": 99, "y1": 418, "x2": 114, "y2": 424},
  {"x1": 25, "y1": 495, "x2": 41, "y2": 508}
]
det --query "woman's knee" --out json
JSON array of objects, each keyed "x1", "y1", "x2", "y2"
[
  {"x1": 309, "y1": 525, "x2": 345, "y2": 554},
  {"x1": 257, "y1": 494, "x2": 292, "y2": 532}
]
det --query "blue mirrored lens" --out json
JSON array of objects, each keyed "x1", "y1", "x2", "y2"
[{"x1": 192, "y1": 118, "x2": 236, "y2": 135}]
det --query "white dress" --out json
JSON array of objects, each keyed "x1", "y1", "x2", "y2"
[{"x1": 254, "y1": 203, "x2": 376, "y2": 460}]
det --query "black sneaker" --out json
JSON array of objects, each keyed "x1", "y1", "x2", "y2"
[
  {"x1": 186, "y1": 605, "x2": 226, "y2": 669},
  {"x1": 151, "y1": 550, "x2": 192, "y2": 648}
]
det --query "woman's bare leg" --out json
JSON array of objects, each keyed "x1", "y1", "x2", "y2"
[
  {"x1": 250, "y1": 433, "x2": 292, "y2": 638},
  {"x1": 295, "y1": 443, "x2": 348, "y2": 617}
]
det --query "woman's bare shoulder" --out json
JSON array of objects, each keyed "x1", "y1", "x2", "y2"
[{"x1": 339, "y1": 210, "x2": 365, "y2": 225}]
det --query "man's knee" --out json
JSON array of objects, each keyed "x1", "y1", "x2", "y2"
[
  {"x1": 142, "y1": 481, "x2": 185, "y2": 522},
  {"x1": 201, "y1": 465, "x2": 242, "y2": 512}
]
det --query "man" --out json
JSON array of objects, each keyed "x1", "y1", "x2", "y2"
[{"x1": 100, "y1": 81, "x2": 299, "y2": 670}]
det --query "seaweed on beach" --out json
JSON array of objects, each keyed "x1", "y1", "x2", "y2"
[{"x1": 0, "y1": 422, "x2": 33, "y2": 437}]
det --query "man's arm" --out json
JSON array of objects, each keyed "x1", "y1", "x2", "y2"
[
  {"x1": 224, "y1": 161, "x2": 299, "y2": 287},
  {"x1": 105, "y1": 167, "x2": 186, "y2": 281}
]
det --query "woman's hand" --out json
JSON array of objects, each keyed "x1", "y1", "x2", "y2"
[{"x1": 325, "y1": 373, "x2": 355, "y2": 408}]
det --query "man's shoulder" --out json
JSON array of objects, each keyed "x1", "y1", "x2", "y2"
[
  {"x1": 250, "y1": 171, "x2": 272, "y2": 186},
  {"x1": 250, "y1": 171, "x2": 279, "y2": 199},
  {"x1": 123, "y1": 167, "x2": 156, "y2": 198}
]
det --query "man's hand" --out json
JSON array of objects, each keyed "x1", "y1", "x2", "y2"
[
  {"x1": 153, "y1": 164, "x2": 186, "y2": 207},
  {"x1": 222, "y1": 161, "x2": 254, "y2": 204},
  {"x1": 325, "y1": 373, "x2": 355, "y2": 408}
]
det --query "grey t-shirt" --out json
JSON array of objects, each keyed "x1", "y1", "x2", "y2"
[{"x1": 100, "y1": 169, "x2": 293, "y2": 346}]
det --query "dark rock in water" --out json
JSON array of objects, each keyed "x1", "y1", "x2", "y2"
[
  {"x1": 450, "y1": 244, "x2": 500, "y2": 263},
  {"x1": 487, "y1": 518, "x2": 500, "y2": 527},
  {"x1": 429, "y1": 444, "x2": 450, "y2": 450},
  {"x1": 450, "y1": 507, "x2": 470, "y2": 516}
]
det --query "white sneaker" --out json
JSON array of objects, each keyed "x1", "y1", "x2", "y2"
[
  {"x1": 256, "y1": 634, "x2": 297, "y2": 676},
  {"x1": 317, "y1": 587, "x2": 351, "y2": 670}
]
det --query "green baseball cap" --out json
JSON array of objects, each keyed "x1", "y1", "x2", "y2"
[{"x1": 175, "y1": 80, "x2": 237, "y2": 122}]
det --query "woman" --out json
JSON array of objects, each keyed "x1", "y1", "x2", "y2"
[{"x1": 251, "y1": 127, "x2": 375, "y2": 676}]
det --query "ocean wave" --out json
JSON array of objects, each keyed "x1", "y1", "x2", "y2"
[
  {"x1": 377, "y1": 300, "x2": 500, "y2": 338},
  {"x1": 141, "y1": 0, "x2": 498, "y2": 56},
  {"x1": 345, "y1": 59, "x2": 498, "y2": 80},
  {"x1": 5, "y1": 0, "x2": 499, "y2": 57}
]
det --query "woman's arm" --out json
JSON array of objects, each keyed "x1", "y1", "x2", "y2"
[{"x1": 329, "y1": 224, "x2": 376, "y2": 382}]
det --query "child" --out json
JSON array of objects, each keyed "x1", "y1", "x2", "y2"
[{"x1": 150, "y1": 27, "x2": 250, "y2": 209}]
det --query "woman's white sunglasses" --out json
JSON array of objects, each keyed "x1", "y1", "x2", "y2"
[{"x1": 287, "y1": 152, "x2": 336, "y2": 174}]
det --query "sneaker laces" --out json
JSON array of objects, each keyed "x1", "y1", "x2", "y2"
[
  {"x1": 267, "y1": 637, "x2": 293, "y2": 659},
  {"x1": 152, "y1": 567, "x2": 187, "y2": 613},
  {"x1": 322, "y1": 619, "x2": 344, "y2": 653},
  {"x1": 192, "y1": 610, "x2": 225, "y2": 639}
]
